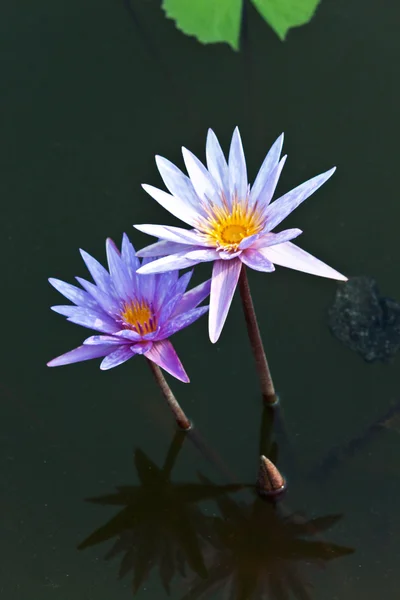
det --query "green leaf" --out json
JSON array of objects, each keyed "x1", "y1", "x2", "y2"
[
  {"x1": 162, "y1": 0, "x2": 243, "y2": 50},
  {"x1": 251, "y1": 0, "x2": 321, "y2": 40}
]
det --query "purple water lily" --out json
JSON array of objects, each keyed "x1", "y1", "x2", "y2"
[
  {"x1": 134, "y1": 128, "x2": 347, "y2": 343},
  {"x1": 47, "y1": 234, "x2": 210, "y2": 382}
]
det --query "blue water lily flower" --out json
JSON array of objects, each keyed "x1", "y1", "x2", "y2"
[{"x1": 47, "y1": 234, "x2": 210, "y2": 382}]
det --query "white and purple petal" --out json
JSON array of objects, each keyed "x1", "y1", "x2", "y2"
[
  {"x1": 137, "y1": 248, "x2": 219, "y2": 275},
  {"x1": 173, "y1": 279, "x2": 211, "y2": 316},
  {"x1": 76, "y1": 276, "x2": 119, "y2": 316},
  {"x1": 218, "y1": 249, "x2": 243, "y2": 260},
  {"x1": 260, "y1": 241, "x2": 347, "y2": 281},
  {"x1": 160, "y1": 306, "x2": 209, "y2": 338},
  {"x1": 83, "y1": 335, "x2": 124, "y2": 345},
  {"x1": 206, "y1": 128, "x2": 229, "y2": 198},
  {"x1": 228, "y1": 127, "x2": 247, "y2": 201},
  {"x1": 250, "y1": 228, "x2": 303, "y2": 250},
  {"x1": 47, "y1": 343, "x2": 114, "y2": 367},
  {"x1": 209, "y1": 258, "x2": 242, "y2": 343},
  {"x1": 256, "y1": 155, "x2": 287, "y2": 210},
  {"x1": 113, "y1": 329, "x2": 143, "y2": 342},
  {"x1": 135, "y1": 240, "x2": 199, "y2": 258},
  {"x1": 131, "y1": 341, "x2": 153, "y2": 354},
  {"x1": 48, "y1": 278, "x2": 97, "y2": 309},
  {"x1": 121, "y1": 233, "x2": 140, "y2": 288},
  {"x1": 106, "y1": 238, "x2": 134, "y2": 301},
  {"x1": 51, "y1": 305, "x2": 119, "y2": 334},
  {"x1": 249, "y1": 133, "x2": 284, "y2": 207},
  {"x1": 136, "y1": 257, "x2": 157, "y2": 301},
  {"x1": 153, "y1": 270, "x2": 180, "y2": 312},
  {"x1": 134, "y1": 224, "x2": 209, "y2": 246},
  {"x1": 182, "y1": 147, "x2": 219, "y2": 204},
  {"x1": 264, "y1": 167, "x2": 336, "y2": 233},
  {"x1": 80, "y1": 249, "x2": 112, "y2": 293},
  {"x1": 240, "y1": 249, "x2": 276, "y2": 273},
  {"x1": 238, "y1": 233, "x2": 265, "y2": 251},
  {"x1": 100, "y1": 345, "x2": 136, "y2": 370},
  {"x1": 155, "y1": 155, "x2": 201, "y2": 210},
  {"x1": 145, "y1": 339, "x2": 189, "y2": 383},
  {"x1": 141, "y1": 184, "x2": 199, "y2": 227},
  {"x1": 158, "y1": 271, "x2": 193, "y2": 324}
]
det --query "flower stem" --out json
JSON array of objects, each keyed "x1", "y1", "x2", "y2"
[
  {"x1": 238, "y1": 264, "x2": 277, "y2": 404},
  {"x1": 146, "y1": 359, "x2": 192, "y2": 431}
]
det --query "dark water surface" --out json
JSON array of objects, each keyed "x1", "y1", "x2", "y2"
[{"x1": 1, "y1": 0, "x2": 400, "y2": 598}]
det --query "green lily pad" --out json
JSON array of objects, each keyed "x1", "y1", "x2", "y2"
[
  {"x1": 161, "y1": 0, "x2": 321, "y2": 49},
  {"x1": 251, "y1": 0, "x2": 321, "y2": 40},
  {"x1": 162, "y1": 0, "x2": 242, "y2": 50}
]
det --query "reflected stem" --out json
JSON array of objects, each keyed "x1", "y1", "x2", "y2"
[
  {"x1": 238, "y1": 265, "x2": 277, "y2": 404},
  {"x1": 146, "y1": 359, "x2": 192, "y2": 431},
  {"x1": 188, "y1": 428, "x2": 238, "y2": 483},
  {"x1": 259, "y1": 404, "x2": 274, "y2": 457},
  {"x1": 162, "y1": 429, "x2": 186, "y2": 478}
]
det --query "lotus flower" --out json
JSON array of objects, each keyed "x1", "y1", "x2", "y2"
[
  {"x1": 47, "y1": 234, "x2": 210, "y2": 382},
  {"x1": 134, "y1": 128, "x2": 347, "y2": 342}
]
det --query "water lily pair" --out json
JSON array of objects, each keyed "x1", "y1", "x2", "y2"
[{"x1": 48, "y1": 128, "x2": 346, "y2": 426}]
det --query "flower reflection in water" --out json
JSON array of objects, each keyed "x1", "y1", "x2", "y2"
[
  {"x1": 78, "y1": 431, "x2": 245, "y2": 594},
  {"x1": 79, "y1": 406, "x2": 354, "y2": 598},
  {"x1": 181, "y1": 480, "x2": 354, "y2": 600}
]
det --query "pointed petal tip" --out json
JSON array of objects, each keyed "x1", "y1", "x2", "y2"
[
  {"x1": 136, "y1": 264, "x2": 148, "y2": 274},
  {"x1": 132, "y1": 224, "x2": 144, "y2": 232},
  {"x1": 141, "y1": 183, "x2": 154, "y2": 194},
  {"x1": 231, "y1": 126, "x2": 242, "y2": 142},
  {"x1": 106, "y1": 237, "x2": 120, "y2": 256},
  {"x1": 154, "y1": 154, "x2": 168, "y2": 169},
  {"x1": 171, "y1": 367, "x2": 191, "y2": 383},
  {"x1": 133, "y1": 224, "x2": 147, "y2": 234},
  {"x1": 208, "y1": 329, "x2": 219, "y2": 344},
  {"x1": 50, "y1": 305, "x2": 63, "y2": 313}
]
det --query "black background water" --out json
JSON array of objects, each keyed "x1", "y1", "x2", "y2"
[{"x1": 1, "y1": 0, "x2": 400, "y2": 597}]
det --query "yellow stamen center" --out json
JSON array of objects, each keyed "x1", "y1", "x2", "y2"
[
  {"x1": 120, "y1": 299, "x2": 157, "y2": 334},
  {"x1": 197, "y1": 195, "x2": 265, "y2": 252}
]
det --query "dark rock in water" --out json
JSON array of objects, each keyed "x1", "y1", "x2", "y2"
[{"x1": 328, "y1": 276, "x2": 400, "y2": 362}]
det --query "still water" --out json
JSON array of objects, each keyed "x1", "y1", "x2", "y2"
[{"x1": 1, "y1": 0, "x2": 400, "y2": 598}]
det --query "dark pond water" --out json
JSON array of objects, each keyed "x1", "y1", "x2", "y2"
[{"x1": 2, "y1": 0, "x2": 400, "y2": 598}]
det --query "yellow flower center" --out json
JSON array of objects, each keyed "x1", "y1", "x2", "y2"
[
  {"x1": 120, "y1": 299, "x2": 158, "y2": 334},
  {"x1": 197, "y1": 196, "x2": 265, "y2": 252},
  {"x1": 220, "y1": 223, "x2": 248, "y2": 244}
]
